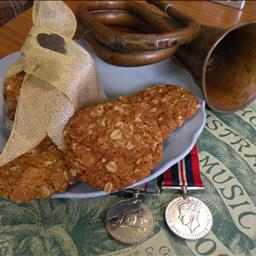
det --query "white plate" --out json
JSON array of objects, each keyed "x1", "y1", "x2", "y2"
[{"x1": 0, "y1": 51, "x2": 206, "y2": 198}]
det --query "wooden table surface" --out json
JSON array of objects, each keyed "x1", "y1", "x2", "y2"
[{"x1": 0, "y1": 0, "x2": 256, "y2": 58}]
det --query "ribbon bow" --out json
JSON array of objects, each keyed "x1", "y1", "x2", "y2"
[{"x1": 0, "y1": 1, "x2": 105, "y2": 165}]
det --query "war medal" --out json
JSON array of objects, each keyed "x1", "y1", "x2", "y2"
[
  {"x1": 165, "y1": 193, "x2": 212, "y2": 240},
  {"x1": 106, "y1": 196, "x2": 155, "y2": 244},
  {"x1": 105, "y1": 179, "x2": 160, "y2": 245},
  {"x1": 162, "y1": 146, "x2": 213, "y2": 240}
]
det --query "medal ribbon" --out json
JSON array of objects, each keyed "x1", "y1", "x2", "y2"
[
  {"x1": 133, "y1": 145, "x2": 204, "y2": 194},
  {"x1": 159, "y1": 145, "x2": 204, "y2": 190},
  {"x1": 132, "y1": 178, "x2": 159, "y2": 194}
]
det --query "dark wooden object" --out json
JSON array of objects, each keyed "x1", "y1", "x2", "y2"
[
  {"x1": 76, "y1": 0, "x2": 200, "y2": 66},
  {"x1": 76, "y1": 1, "x2": 200, "y2": 52},
  {"x1": 77, "y1": 12, "x2": 178, "y2": 66}
]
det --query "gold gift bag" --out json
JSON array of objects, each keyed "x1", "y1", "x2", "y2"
[{"x1": 0, "y1": 1, "x2": 105, "y2": 165}]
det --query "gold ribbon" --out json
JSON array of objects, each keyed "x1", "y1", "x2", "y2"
[{"x1": 0, "y1": 1, "x2": 105, "y2": 165}]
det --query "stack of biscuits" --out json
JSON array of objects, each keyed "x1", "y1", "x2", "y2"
[{"x1": 1, "y1": 73, "x2": 200, "y2": 203}]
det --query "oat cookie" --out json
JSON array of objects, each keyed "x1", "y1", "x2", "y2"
[
  {"x1": 119, "y1": 84, "x2": 200, "y2": 139},
  {"x1": 64, "y1": 100, "x2": 163, "y2": 193},
  {"x1": 0, "y1": 137, "x2": 70, "y2": 203},
  {"x1": 3, "y1": 72, "x2": 25, "y2": 121}
]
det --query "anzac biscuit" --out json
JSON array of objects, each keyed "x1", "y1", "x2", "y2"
[
  {"x1": 0, "y1": 137, "x2": 70, "y2": 203},
  {"x1": 3, "y1": 72, "x2": 25, "y2": 121},
  {"x1": 119, "y1": 84, "x2": 200, "y2": 139},
  {"x1": 64, "y1": 100, "x2": 163, "y2": 193}
]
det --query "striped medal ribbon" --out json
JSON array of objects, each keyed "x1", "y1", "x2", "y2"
[
  {"x1": 159, "y1": 145, "x2": 204, "y2": 191},
  {"x1": 130, "y1": 145, "x2": 204, "y2": 194},
  {"x1": 161, "y1": 145, "x2": 213, "y2": 240}
]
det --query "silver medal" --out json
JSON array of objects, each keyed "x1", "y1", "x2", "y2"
[
  {"x1": 106, "y1": 197, "x2": 155, "y2": 245},
  {"x1": 165, "y1": 196, "x2": 212, "y2": 240}
]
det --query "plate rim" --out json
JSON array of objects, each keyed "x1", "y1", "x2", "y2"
[{"x1": 0, "y1": 52, "x2": 206, "y2": 199}]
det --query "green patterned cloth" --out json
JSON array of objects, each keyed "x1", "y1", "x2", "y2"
[{"x1": 0, "y1": 101, "x2": 255, "y2": 256}]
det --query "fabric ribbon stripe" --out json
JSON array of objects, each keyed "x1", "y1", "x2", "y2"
[{"x1": 161, "y1": 145, "x2": 204, "y2": 188}]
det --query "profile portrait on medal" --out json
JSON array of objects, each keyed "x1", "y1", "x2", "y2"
[{"x1": 178, "y1": 200, "x2": 201, "y2": 233}]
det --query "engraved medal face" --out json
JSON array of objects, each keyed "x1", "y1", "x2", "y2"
[
  {"x1": 165, "y1": 196, "x2": 212, "y2": 240},
  {"x1": 106, "y1": 198, "x2": 155, "y2": 245}
]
